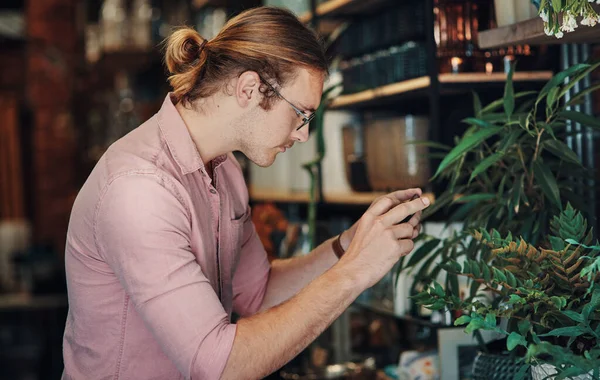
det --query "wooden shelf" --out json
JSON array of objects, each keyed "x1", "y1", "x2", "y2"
[
  {"x1": 299, "y1": 0, "x2": 393, "y2": 23},
  {"x1": 330, "y1": 71, "x2": 553, "y2": 109},
  {"x1": 479, "y1": 7, "x2": 600, "y2": 49},
  {"x1": 0, "y1": 294, "x2": 67, "y2": 311},
  {"x1": 250, "y1": 189, "x2": 435, "y2": 206}
]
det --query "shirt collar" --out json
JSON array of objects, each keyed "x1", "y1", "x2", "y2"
[{"x1": 157, "y1": 93, "x2": 227, "y2": 176}]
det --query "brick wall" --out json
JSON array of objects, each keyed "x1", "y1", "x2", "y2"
[{"x1": 26, "y1": 0, "x2": 80, "y2": 255}]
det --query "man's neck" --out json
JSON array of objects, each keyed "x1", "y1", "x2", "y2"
[{"x1": 175, "y1": 98, "x2": 238, "y2": 165}]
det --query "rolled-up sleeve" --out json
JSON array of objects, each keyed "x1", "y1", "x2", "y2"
[
  {"x1": 232, "y1": 210, "x2": 271, "y2": 317},
  {"x1": 94, "y1": 173, "x2": 236, "y2": 380}
]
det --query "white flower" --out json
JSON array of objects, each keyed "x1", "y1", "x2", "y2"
[
  {"x1": 581, "y1": 13, "x2": 598, "y2": 26},
  {"x1": 560, "y1": 11, "x2": 578, "y2": 32},
  {"x1": 544, "y1": 25, "x2": 554, "y2": 35},
  {"x1": 555, "y1": 30, "x2": 564, "y2": 38},
  {"x1": 540, "y1": 9, "x2": 549, "y2": 22}
]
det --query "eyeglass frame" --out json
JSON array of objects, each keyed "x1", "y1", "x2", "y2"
[{"x1": 258, "y1": 75, "x2": 315, "y2": 131}]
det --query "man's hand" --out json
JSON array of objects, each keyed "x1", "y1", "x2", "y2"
[
  {"x1": 339, "y1": 188, "x2": 425, "y2": 251},
  {"x1": 336, "y1": 188, "x2": 429, "y2": 289}
]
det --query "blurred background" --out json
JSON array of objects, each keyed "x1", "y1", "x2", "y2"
[{"x1": 0, "y1": 0, "x2": 598, "y2": 379}]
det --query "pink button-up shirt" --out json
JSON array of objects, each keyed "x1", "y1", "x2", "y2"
[{"x1": 62, "y1": 94, "x2": 271, "y2": 379}]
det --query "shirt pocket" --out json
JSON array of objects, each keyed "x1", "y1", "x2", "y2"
[{"x1": 229, "y1": 206, "x2": 251, "y2": 274}]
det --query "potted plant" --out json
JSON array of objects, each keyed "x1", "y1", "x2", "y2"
[
  {"x1": 395, "y1": 60, "x2": 600, "y2": 377},
  {"x1": 415, "y1": 204, "x2": 600, "y2": 379}
]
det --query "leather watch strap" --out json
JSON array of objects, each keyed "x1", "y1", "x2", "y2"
[{"x1": 332, "y1": 233, "x2": 346, "y2": 259}]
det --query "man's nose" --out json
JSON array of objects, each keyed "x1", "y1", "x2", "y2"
[{"x1": 292, "y1": 125, "x2": 310, "y2": 143}]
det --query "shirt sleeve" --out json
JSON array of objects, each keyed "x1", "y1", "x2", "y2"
[
  {"x1": 231, "y1": 210, "x2": 271, "y2": 317},
  {"x1": 94, "y1": 173, "x2": 236, "y2": 380}
]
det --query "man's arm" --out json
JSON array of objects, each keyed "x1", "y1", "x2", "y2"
[
  {"x1": 257, "y1": 231, "x2": 350, "y2": 311},
  {"x1": 221, "y1": 191, "x2": 430, "y2": 379}
]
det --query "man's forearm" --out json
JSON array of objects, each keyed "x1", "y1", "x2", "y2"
[
  {"x1": 259, "y1": 231, "x2": 350, "y2": 311},
  {"x1": 221, "y1": 263, "x2": 363, "y2": 380}
]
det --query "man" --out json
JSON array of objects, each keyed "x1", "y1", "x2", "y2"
[{"x1": 62, "y1": 6, "x2": 430, "y2": 380}]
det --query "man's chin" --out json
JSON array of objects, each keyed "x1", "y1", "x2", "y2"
[{"x1": 249, "y1": 151, "x2": 278, "y2": 168}]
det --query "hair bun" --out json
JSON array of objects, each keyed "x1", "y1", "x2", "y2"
[{"x1": 165, "y1": 27, "x2": 206, "y2": 75}]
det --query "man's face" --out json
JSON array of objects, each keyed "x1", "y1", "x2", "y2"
[{"x1": 238, "y1": 68, "x2": 324, "y2": 168}]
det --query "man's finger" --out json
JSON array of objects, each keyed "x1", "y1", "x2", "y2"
[
  {"x1": 382, "y1": 196, "x2": 430, "y2": 226},
  {"x1": 391, "y1": 223, "x2": 414, "y2": 240},
  {"x1": 407, "y1": 210, "x2": 422, "y2": 227},
  {"x1": 368, "y1": 188, "x2": 422, "y2": 216}
]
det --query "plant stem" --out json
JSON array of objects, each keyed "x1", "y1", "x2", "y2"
[{"x1": 529, "y1": 129, "x2": 545, "y2": 190}]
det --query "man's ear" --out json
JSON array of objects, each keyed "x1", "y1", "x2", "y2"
[{"x1": 236, "y1": 71, "x2": 261, "y2": 108}]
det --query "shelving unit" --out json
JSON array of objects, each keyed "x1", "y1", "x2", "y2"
[{"x1": 330, "y1": 71, "x2": 553, "y2": 109}]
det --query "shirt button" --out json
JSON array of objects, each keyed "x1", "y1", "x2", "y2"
[{"x1": 210, "y1": 189, "x2": 217, "y2": 194}]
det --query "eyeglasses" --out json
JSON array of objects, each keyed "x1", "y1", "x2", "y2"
[{"x1": 259, "y1": 76, "x2": 315, "y2": 131}]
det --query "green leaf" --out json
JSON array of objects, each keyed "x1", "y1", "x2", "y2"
[
  {"x1": 481, "y1": 91, "x2": 536, "y2": 114},
  {"x1": 509, "y1": 294, "x2": 526, "y2": 305},
  {"x1": 433, "y1": 281, "x2": 445, "y2": 297},
  {"x1": 463, "y1": 260, "x2": 472, "y2": 274},
  {"x1": 473, "y1": 91, "x2": 482, "y2": 118},
  {"x1": 454, "y1": 315, "x2": 472, "y2": 326},
  {"x1": 538, "y1": 63, "x2": 590, "y2": 104},
  {"x1": 453, "y1": 193, "x2": 497, "y2": 204},
  {"x1": 493, "y1": 268, "x2": 507, "y2": 283},
  {"x1": 482, "y1": 264, "x2": 491, "y2": 282},
  {"x1": 504, "y1": 61, "x2": 516, "y2": 119},
  {"x1": 567, "y1": 82, "x2": 600, "y2": 107},
  {"x1": 463, "y1": 117, "x2": 496, "y2": 129},
  {"x1": 465, "y1": 318, "x2": 485, "y2": 334},
  {"x1": 518, "y1": 320, "x2": 531, "y2": 335},
  {"x1": 470, "y1": 153, "x2": 505, "y2": 182},
  {"x1": 433, "y1": 127, "x2": 503, "y2": 179},
  {"x1": 506, "y1": 270, "x2": 517, "y2": 288},
  {"x1": 539, "y1": 122, "x2": 557, "y2": 139},
  {"x1": 559, "y1": 110, "x2": 600, "y2": 129},
  {"x1": 429, "y1": 300, "x2": 447, "y2": 310},
  {"x1": 562, "y1": 310, "x2": 584, "y2": 323},
  {"x1": 540, "y1": 326, "x2": 587, "y2": 337},
  {"x1": 546, "y1": 86, "x2": 560, "y2": 111},
  {"x1": 509, "y1": 175, "x2": 523, "y2": 217},
  {"x1": 485, "y1": 312, "x2": 497, "y2": 328},
  {"x1": 499, "y1": 129, "x2": 522, "y2": 152},
  {"x1": 559, "y1": 62, "x2": 600, "y2": 100},
  {"x1": 471, "y1": 260, "x2": 481, "y2": 278},
  {"x1": 550, "y1": 296, "x2": 566, "y2": 310},
  {"x1": 543, "y1": 139, "x2": 581, "y2": 165},
  {"x1": 533, "y1": 160, "x2": 562, "y2": 210},
  {"x1": 405, "y1": 238, "x2": 441, "y2": 268},
  {"x1": 507, "y1": 332, "x2": 527, "y2": 351},
  {"x1": 551, "y1": 0, "x2": 562, "y2": 11}
]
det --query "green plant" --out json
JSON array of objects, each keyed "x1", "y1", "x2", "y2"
[
  {"x1": 302, "y1": 83, "x2": 340, "y2": 250},
  {"x1": 396, "y1": 61, "x2": 600, "y2": 310},
  {"x1": 415, "y1": 204, "x2": 600, "y2": 379}
]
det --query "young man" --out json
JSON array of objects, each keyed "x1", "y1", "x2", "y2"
[{"x1": 62, "y1": 6, "x2": 430, "y2": 380}]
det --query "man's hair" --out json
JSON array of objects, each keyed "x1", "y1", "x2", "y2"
[{"x1": 164, "y1": 6, "x2": 328, "y2": 109}]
